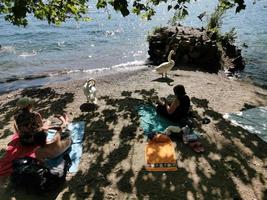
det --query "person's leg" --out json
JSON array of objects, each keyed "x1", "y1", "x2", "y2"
[
  {"x1": 156, "y1": 104, "x2": 168, "y2": 116},
  {"x1": 156, "y1": 104, "x2": 175, "y2": 122},
  {"x1": 35, "y1": 133, "x2": 71, "y2": 161},
  {"x1": 53, "y1": 135, "x2": 71, "y2": 157}
]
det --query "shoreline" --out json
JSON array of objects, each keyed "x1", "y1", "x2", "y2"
[
  {"x1": 0, "y1": 67, "x2": 267, "y2": 200},
  {"x1": 0, "y1": 61, "x2": 148, "y2": 95},
  {"x1": 0, "y1": 58, "x2": 266, "y2": 95}
]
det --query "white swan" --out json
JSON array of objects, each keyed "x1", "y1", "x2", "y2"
[{"x1": 155, "y1": 50, "x2": 175, "y2": 78}]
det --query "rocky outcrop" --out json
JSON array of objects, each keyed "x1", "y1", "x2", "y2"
[{"x1": 147, "y1": 25, "x2": 245, "y2": 73}]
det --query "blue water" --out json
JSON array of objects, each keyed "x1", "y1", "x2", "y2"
[{"x1": 0, "y1": 0, "x2": 266, "y2": 93}]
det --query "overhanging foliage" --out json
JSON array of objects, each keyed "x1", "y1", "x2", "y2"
[{"x1": 0, "y1": 0, "x2": 248, "y2": 26}]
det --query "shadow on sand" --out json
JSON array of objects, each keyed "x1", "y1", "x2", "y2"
[
  {"x1": 1, "y1": 89, "x2": 266, "y2": 200},
  {"x1": 152, "y1": 77, "x2": 174, "y2": 86}
]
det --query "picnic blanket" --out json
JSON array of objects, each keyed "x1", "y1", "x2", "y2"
[
  {"x1": 46, "y1": 121, "x2": 85, "y2": 173},
  {"x1": 145, "y1": 135, "x2": 177, "y2": 171},
  {"x1": 224, "y1": 107, "x2": 267, "y2": 143},
  {"x1": 0, "y1": 121, "x2": 85, "y2": 176},
  {"x1": 137, "y1": 104, "x2": 177, "y2": 134}
]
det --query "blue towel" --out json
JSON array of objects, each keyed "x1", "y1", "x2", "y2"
[
  {"x1": 68, "y1": 144, "x2": 83, "y2": 173},
  {"x1": 67, "y1": 121, "x2": 85, "y2": 144},
  {"x1": 137, "y1": 105, "x2": 177, "y2": 135},
  {"x1": 46, "y1": 121, "x2": 85, "y2": 173}
]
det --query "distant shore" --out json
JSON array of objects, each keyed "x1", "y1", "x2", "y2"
[{"x1": 1, "y1": 67, "x2": 267, "y2": 200}]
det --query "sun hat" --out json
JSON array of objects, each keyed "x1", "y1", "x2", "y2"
[{"x1": 16, "y1": 97, "x2": 35, "y2": 109}]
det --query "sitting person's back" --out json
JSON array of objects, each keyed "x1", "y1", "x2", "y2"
[
  {"x1": 14, "y1": 97, "x2": 44, "y2": 146},
  {"x1": 156, "y1": 84, "x2": 190, "y2": 122},
  {"x1": 171, "y1": 90, "x2": 190, "y2": 120}
]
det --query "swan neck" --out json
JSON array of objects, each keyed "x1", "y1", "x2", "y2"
[{"x1": 168, "y1": 52, "x2": 173, "y2": 62}]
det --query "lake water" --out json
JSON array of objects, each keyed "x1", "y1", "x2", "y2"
[{"x1": 0, "y1": 0, "x2": 266, "y2": 93}]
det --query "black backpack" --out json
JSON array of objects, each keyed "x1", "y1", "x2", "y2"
[{"x1": 11, "y1": 153, "x2": 71, "y2": 192}]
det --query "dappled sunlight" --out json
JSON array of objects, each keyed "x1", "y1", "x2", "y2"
[
  {"x1": 207, "y1": 152, "x2": 221, "y2": 161},
  {"x1": 57, "y1": 90, "x2": 147, "y2": 199},
  {"x1": 142, "y1": 172, "x2": 156, "y2": 182},
  {"x1": 232, "y1": 138, "x2": 253, "y2": 157},
  {"x1": 197, "y1": 157, "x2": 215, "y2": 178},
  {"x1": 186, "y1": 191, "x2": 195, "y2": 200},
  {"x1": 0, "y1": 88, "x2": 266, "y2": 200}
]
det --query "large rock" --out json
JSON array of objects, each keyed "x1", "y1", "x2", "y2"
[{"x1": 147, "y1": 25, "x2": 245, "y2": 73}]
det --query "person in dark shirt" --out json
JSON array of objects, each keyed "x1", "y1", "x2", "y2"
[{"x1": 156, "y1": 84, "x2": 190, "y2": 122}]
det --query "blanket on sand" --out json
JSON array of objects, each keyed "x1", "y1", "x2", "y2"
[
  {"x1": 145, "y1": 135, "x2": 177, "y2": 171},
  {"x1": 0, "y1": 121, "x2": 85, "y2": 176},
  {"x1": 137, "y1": 104, "x2": 177, "y2": 134},
  {"x1": 224, "y1": 107, "x2": 267, "y2": 143}
]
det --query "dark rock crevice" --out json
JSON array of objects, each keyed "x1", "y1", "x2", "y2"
[{"x1": 147, "y1": 25, "x2": 245, "y2": 73}]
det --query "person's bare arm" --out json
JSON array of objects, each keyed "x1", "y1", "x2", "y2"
[
  {"x1": 166, "y1": 98, "x2": 180, "y2": 114},
  {"x1": 14, "y1": 123, "x2": 19, "y2": 133},
  {"x1": 35, "y1": 112, "x2": 44, "y2": 127}
]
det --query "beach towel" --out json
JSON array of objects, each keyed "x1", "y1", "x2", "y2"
[
  {"x1": 46, "y1": 121, "x2": 85, "y2": 173},
  {"x1": 145, "y1": 135, "x2": 177, "y2": 171},
  {"x1": 224, "y1": 107, "x2": 267, "y2": 143},
  {"x1": 0, "y1": 134, "x2": 38, "y2": 176},
  {"x1": 137, "y1": 104, "x2": 177, "y2": 135}
]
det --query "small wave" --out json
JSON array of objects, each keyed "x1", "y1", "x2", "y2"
[
  {"x1": 66, "y1": 67, "x2": 111, "y2": 74},
  {"x1": 59, "y1": 60, "x2": 147, "y2": 75},
  {"x1": 19, "y1": 50, "x2": 37, "y2": 57},
  {"x1": 57, "y1": 41, "x2": 65, "y2": 47},
  {"x1": 111, "y1": 60, "x2": 146, "y2": 69},
  {"x1": 133, "y1": 50, "x2": 144, "y2": 57},
  {"x1": 105, "y1": 30, "x2": 115, "y2": 36},
  {"x1": 105, "y1": 28, "x2": 124, "y2": 37},
  {"x1": 0, "y1": 45, "x2": 16, "y2": 54}
]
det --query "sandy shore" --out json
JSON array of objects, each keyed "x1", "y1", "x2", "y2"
[{"x1": 0, "y1": 67, "x2": 267, "y2": 200}]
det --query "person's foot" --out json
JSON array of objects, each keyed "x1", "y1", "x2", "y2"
[{"x1": 181, "y1": 126, "x2": 190, "y2": 135}]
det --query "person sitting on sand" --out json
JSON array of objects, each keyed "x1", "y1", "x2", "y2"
[
  {"x1": 14, "y1": 97, "x2": 49, "y2": 146},
  {"x1": 14, "y1": 97, "x2": 71, "y2": 156},
  {"x1": 156, "y1": 84, "x2": 190, "y2": 122},
  {"x1": 35, "y1": 113, "x2": 71, "y2": 161},
  {"x1": 14, "y1": 97, "x2": 71, "y2": 160}
]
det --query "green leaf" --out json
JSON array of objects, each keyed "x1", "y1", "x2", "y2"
[
  {"x1": 81, "y1": 17, "x2": 92, "y2": 22},
  {"x1": 97, "y1": 0, "x2": 107, "y2": 9}
]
